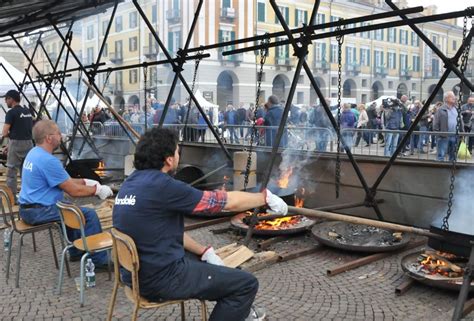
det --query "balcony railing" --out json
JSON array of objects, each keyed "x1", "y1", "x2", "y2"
[
  {"x1": 166, "y1": 9, "x2": 181, "y2": 22},
  {"x1": 313, "y1": 60, "x2": 329, "y2": 72},
  {"x1": 221, "y1": 7, "x2": 235, "y2": 20},
  {"x1": 399, "y1": 69, "x2": 413, "y2": 79},
  {"x1": 345, "y1": 63, "x2": 361, "y2": 75},
  {"x1": 374, "y1": 66, "x2": 388, "y2": 78},
  {"x1": 109, "y1": 52, "x2": 123, "y2": 64},
  {"x1": 143, "y1": 46, "x2": 158, "y2": 59}
]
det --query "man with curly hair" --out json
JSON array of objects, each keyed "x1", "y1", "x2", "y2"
[{"x1": 113, "y1": 127, "x2": 288, "y2": 321}]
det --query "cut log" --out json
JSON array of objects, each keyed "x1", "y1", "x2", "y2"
[
  {"x1": 240, "y1": 251, "x2": 279, "y2": 272},
  {"x1": 222, "y1": 246, "x2": 254, "y2": 268},
  {"x1": 424, "y1": 250, "x2": 463, "y2": 273},
  {"x1": 215, "y1": 243, "x2": 239, "y2": 258}
]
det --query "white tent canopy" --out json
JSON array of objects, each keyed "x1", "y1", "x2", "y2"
[
  {"x1": 193, "y1": 89, "x2": 219, "y2": 126},
  {"x1": 0, "y1": 57, "x2": 36, "y2": 96}
]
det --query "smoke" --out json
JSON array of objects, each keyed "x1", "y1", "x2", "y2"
[{"x1": 434, "y1": 169, "x2": 474, "y2": 235}]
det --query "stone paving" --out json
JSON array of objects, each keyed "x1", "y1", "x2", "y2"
[{"x1": 1, "y1": 218, "x2": 472, "y2": 321}]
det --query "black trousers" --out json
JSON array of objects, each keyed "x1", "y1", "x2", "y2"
[{"x1": 145, "y1": 256, "x2": 259, "y2": 321}]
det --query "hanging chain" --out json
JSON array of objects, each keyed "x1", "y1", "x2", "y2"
[
  {"x1": 243, "y1": 35, "x2": 269, "y2": 191},
  {"x1": 335, "y1": 22, "x2": 344, "y2": 199},
  {"x1": 183, "y1": 51, "x2": 204, "y2": 128},
  {"x1": 143, "y1": 65, "x2": 148, "y2": 130},
  {"x1": 442, "y1": 15, "x2": 471, "y2": 231}
]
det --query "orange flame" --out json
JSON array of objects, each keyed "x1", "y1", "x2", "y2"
[
  {"x1": 246, "y1": 211, "x2": 302, "y2": 230},
  {"x1": 294, "y1": 187, "x2": 305, "y2": 208},
  {"x1": 94, "y1": 161, "x2": 106, "y2": 177},
  {"x1": 278, "y1": 166, "x2": 294, "y2": 188},
  {"x1": 419, "y1": 253, "x2": 462, "y2": 278}
]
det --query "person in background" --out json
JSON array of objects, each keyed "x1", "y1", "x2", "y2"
[
  {"x1": 224, "y1": 104, "x2": 239, "y2": 144},
  {"x1": 340, "y1": 103, "x2": 357, "y2": 150},
  {"x1": 433, "y1": 91, "x2": 463, "y2": 161},
  {"x1": 237, "y1": 103, "x2": 247, "y2": 141},
  {"x1": 264, "y1": 95, "x2": 287, "y2": 148},
  {"x1": 1, "y1": 90, "x2": 33, "y2": 202},
  {"x1": 382, "y1": 98, "x2": 403, "y2": 157},
  {"x1": 461, "y1": 96, "x2": 474, "y2": 152},
  {"x1": 354, "y1": 104, "x2": 370, "y2": 147}
]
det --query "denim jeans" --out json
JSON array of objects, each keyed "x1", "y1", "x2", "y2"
[
  {"x1": 437, "y1": 136, "x2": 457, "y2": 161},
  {"x1": 315, "y1": 131, "x2": 329, "y2": 152},
  {"x1": 384, "y1": 132, "x2": 400, "y2": 156},
  {"x1": 140, "y1": 256, "x2": 258, "y2": 321},
  {"x1": 19, "y1": 205, "x2": 108, "y2": 265}
]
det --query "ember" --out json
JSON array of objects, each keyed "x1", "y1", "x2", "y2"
[
  {"x1": 417, "y1": 251, "x2": 464, "y2": 278},
  {"x1": 277, "y1": 167, "x2": 294, "y2": 188}
]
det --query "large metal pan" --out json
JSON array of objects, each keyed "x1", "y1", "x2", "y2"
[
  {"x1": 312, "y1": 221, "x2": 411, "y2": 253},
  {"x1": 428, "y1": 218, "x2": 473, "y2": 257},
  {"x1": 230, "y1": 212, "x2": 316, "y2": 236},
  {"x1": 401, "y1": 251, "x2": 473, "y2": 292}
]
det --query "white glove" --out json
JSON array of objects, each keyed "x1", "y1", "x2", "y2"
[
  {"x1": 265, "y1": 189, "x2": 288, "y2": 216},
  {"x1": 95, "y1": 185, "x2": 113, "y2": 200},
  {"x1": 83, "y1": 178, "x2": 100, "y2": 187},
  {"x1": 201, "y1": 247, "x2": 225, "y2": 266}
]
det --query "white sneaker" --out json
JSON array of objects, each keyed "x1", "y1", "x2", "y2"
[{"x1": 245, "y1": 306, "x2": 266, "y2": 321}]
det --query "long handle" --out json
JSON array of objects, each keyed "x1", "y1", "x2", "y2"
[
  {"x1": 287, "y1": 205, "x2": 441, "y2": 239},
  {"x1": 82, "y1": 79, "x2": 141, "y2": 139}
]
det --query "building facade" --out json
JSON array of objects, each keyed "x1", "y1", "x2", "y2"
[{"x1": 74, "y1": 0, "x2": 468, "y2": 110}]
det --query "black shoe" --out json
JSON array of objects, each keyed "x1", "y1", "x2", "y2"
[{"x1": 364, "y1": 144, "x2": 370, "y2": 147}]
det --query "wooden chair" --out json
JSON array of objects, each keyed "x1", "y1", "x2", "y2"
[
  {"x1": 107, "y1": 228, "x2": 207, "y2": 321},
  {"x1": 56, "y1": 201, "x2": 112, "y2": 306},
  {"x1": 0, "y1": 185, "x2": 64, "y2": 288}
]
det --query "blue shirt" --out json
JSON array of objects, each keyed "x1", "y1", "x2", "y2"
[
  {"x1": 447, "y1": 107, "x2": 458, "y2": 132},
  {"x1": 19, "y1": 147, "x2": 69, "y2": 206},
  {"x1": 113, "y1": 169, "x2": 203, "y2": 297}
]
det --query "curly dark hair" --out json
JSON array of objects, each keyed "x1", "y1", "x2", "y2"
[{"x1": 134, "y1": 127, "x2": 178, "y2": 170}]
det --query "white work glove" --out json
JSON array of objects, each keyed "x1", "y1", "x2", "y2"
[
  {"x1": 83, "y1": 178, "x2": 100, "y2": 187},
  {"x1": 265, "y1": 189, "x2": 288, "y2": 216},
  {"x1": 201, "y1": 247, "x2": 225, "y2": 266},
  {"x1": 95, "y1": 184, "x2": 114, "y2": 200}
]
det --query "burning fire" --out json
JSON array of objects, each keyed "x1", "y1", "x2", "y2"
[
  {"x1": 255, "y1": 215, "x2": 302, "y2": 230},
  {"x1": 277, "y1": 167, "x2": 294, "y2": 188},
  {"x1": 246, "y1": 211, "x2": 302, "y2": 230},
  {"x1": 294, "y1": 187, "x2": 305, "y2": 208},
  {"x1": 418, "y1": 251, "x2": 464, "y2": 278},
  {"x1": 95, "y1": 161, "x2": 106, "y2": 177}
]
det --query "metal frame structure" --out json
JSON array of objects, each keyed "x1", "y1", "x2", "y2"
[{"x1": 0, "y1": 1, "x2": 471, "y2": 224}]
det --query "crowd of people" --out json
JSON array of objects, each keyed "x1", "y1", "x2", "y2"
[{"x1": 82, "y1": 92, "x2": 474, "y2": 161}]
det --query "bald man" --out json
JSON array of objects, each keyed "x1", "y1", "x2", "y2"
[
  {"x1": 433, "y1": 91, "x2": 464, "y2": 161},
  {"x1": 19, "y1": 120, "x2": 113, "y2": 267}
]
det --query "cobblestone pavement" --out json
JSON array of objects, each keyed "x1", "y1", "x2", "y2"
[{"x1": 0, "y1": 219, "x2": 472, "y2": 321}]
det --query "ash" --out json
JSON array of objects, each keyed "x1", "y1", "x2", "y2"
[{"x1": 329, "y1": 223, "x2": 401, "y2": 247}]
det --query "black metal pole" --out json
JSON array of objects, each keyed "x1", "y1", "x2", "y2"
[
  {"x1": 243, "y1": 0, "x2": 320, "y2": 246},
  {"x1": 158, "y1": 0, "x2": 204, "y2": 127},
  {"x1": 371, "y1": 27, "x2": 474, "y2": 192},
  {"x1": 224, "y1": 8, "x2": 474, "y2": 56},
  {"x1": 48, "y1": 18, "x2": 137, "y2": 146},
  {"x1": 386, "y1": 0, "x2": 474, "y2": 92},
  {"x1": 452, "y1": 241, "x2": 474, "y2": 321},
  {"x1": 66, "y1": 1, "x2": 119, "y2": 157},
  {"x1": 18, "y1": 32, "x2": 43, "y2": 92},
  {"x1": 132, "y1": 0, "x2": 232, "y2": 162}
]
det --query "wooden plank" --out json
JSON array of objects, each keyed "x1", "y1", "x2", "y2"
[
  {"x1": 463, "y1": 298, "x2": 474, "y2": 318},
  {"x1": 215, "y1": 243, "x2": 239, "y2": 258},
  {"x1": 222, "y1": 246, "x2": 254, "y2": 268},
  {"x1": 241, "y1": 251, "x2": 279, "y2": 272}
]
